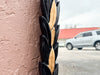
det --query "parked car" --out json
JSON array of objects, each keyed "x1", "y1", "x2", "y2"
[{"x1": 66, "y1": 29, "x2": 100, "y2": 50}]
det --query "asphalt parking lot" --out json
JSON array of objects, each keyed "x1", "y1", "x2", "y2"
[{"x1": 57, "y1": 47, "x2": 100, "y2": 75}]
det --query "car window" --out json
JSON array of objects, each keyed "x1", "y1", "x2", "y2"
[
  {"x1": 96, "y1": 31, "x2": 100, "y2": 35},
  {"x1": 83, "y1": 32, "x2": 92, "y2": 37},
  {"x1": 76, "y1": 34, "x2": 83, "y2": 38}
]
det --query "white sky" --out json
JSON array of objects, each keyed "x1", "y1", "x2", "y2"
[{"x1": 59, "y1": 0, "x2": 100, "y2": 29}]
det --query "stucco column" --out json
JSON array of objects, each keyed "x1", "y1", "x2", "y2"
[{"x1": 0, "y1": 0, "x2": 41, "y2": 75}]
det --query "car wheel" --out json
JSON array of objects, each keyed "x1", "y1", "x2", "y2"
[
  {"x1": 95, "y1": 41, "x2": 100, "y2": 50},
  {"x1": 66, "y1": 43, "x2": 73, "y2": 50},
  {"x1": 77, "y1": 48, "x2": 82, "y2": 50}
]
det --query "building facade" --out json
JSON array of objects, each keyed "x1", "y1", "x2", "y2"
[{"x1": 0, "y1": 0, "x2": 41, "y2": 74}]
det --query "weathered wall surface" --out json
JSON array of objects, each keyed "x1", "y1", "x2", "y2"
[{"x1": 0, "y1": 0, "x2": 41, "y2": 75}]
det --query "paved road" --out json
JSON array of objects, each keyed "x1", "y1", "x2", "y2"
[{"x1": 57, "y1": 47, "x2": 100, "y2": 75}]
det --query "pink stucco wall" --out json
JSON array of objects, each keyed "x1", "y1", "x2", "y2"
[{"x1": 0, "y1": 0, "x2": 41, "y2": 75}]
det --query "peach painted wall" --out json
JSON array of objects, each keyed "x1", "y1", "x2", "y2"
[{"x1": 0, "y1": 0, "x2": 41, "y2": 75}]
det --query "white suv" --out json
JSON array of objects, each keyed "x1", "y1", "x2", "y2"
[{"x1": 66, "y1": 29, "x2": 100, "y2": 50}]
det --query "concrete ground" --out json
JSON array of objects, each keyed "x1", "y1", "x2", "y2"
[{"x1": 57, "y1": 47, "x2": 100, "y2": 75}]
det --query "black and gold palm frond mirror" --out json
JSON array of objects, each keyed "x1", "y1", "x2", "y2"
[{"x1": 39, "y1": 0, "x2": 60, "y2": 75}]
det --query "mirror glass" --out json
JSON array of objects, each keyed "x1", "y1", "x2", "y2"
[
  {"x1": 59, "y1": 0, "x2": 100, "y2": 29},
  {"x1": 58, "y1": 0, "x2": 100, "y2": 75}
]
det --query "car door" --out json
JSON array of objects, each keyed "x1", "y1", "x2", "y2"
[
  {"x1": 82, "y1": 32, "x2": 93, "y2": 46},
  {"x1": 73, "y1": 33, "x2": 84, "y2": 47},
  {"x1": 73, "y1": 32, "x2": 93, "y2": 47}
]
